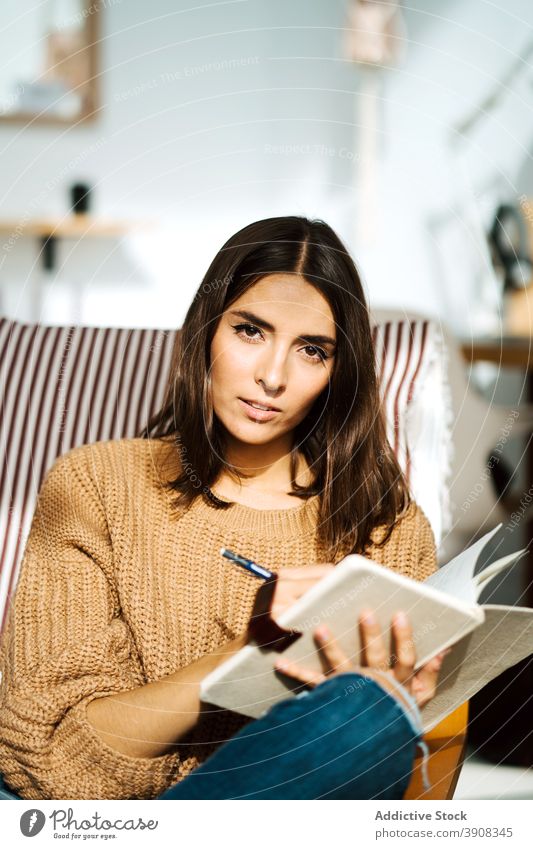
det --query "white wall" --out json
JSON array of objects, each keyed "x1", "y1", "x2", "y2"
[
  {"x1": 375, "y1": 0, "x2": 533, "y2": 335},
  {"x1": 0, "y1": 0, "x2": 532, "y2": 332}
]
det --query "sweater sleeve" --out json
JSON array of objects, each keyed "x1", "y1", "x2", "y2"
[{"x1": 0, "y1": 447, "x2": 183, "y2": 800}]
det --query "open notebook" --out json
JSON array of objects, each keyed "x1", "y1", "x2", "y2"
[{"x1": 200, "y1": 526, "x2": 533, "y2": 732}]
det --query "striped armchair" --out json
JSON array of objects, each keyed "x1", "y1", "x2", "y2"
[
  {"x1": 0, "y1": 313, "x2": 450, "y2": 637},
  {"x1": 0, "y1": 313, "x2": 459, "y2": 801}
]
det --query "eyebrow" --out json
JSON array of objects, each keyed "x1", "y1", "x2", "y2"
[{"x1": 229, "y1": 309, "x2": 337, "y2": 348}]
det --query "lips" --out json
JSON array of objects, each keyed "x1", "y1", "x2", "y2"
[
  {"x1": 238, "y1": 398, "x2": 281, "y2": 422},
  {"x1": 240, "y1": 398, "x2": 281, "y2": 412}
]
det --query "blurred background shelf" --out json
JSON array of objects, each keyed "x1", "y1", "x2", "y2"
[{"x1": 0, "y1": 216, "x2": 143, "y2": 238}]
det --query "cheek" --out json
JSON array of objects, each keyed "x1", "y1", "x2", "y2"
[
  {"x1": 289, "y1": 367, "x2": 332, "y2": 416},
  {"x1": 210, "y1": 336, "x2": 251, "y2": 387}
]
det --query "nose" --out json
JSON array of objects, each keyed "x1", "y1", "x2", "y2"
[{"x1": 255, "y1": 344, "x2": 288, "y2": 397}]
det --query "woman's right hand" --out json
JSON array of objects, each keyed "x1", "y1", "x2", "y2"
[{"x1": 269, "y1": 564, "x2": 335, "y2": 621}]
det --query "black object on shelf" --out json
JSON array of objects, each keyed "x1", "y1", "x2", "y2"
[
  {"x1": 40, "y1": 234, "x2": 56, "y2": 271},
  {"x1": 70, "y1": 182, "x2": 91, "y2": 214},
  {"x1": 488, "y1": 203, "x2": 533, "y2": 291}
]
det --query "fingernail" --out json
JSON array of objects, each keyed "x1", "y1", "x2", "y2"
[
  {"x1": 316, "y1": 625, "x2": 330, "y2": 639},
  {"x1": 275, "y1": 660, "x2": 288, "y2": 671},
  {"x1": 394, "y1": 611, "x2": 408, "y2": 627},
  {"x1": 361, "y1": 610, "x2": 376, "y2": 625}
]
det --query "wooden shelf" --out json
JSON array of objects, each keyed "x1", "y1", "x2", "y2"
[
  {"x1": 0, "y1": 216, "x2": 146, "y2": 238},
  {"x1": 461, "y1": 337, "x2": 533, "y2": 370}
]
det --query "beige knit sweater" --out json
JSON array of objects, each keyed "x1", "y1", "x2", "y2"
[{"x1": 0, "y1": 437, "x2": 437, "y2": 800}]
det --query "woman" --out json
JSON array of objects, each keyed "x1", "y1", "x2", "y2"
[{"x1": 0, "y1": 216, "x2": 439, "y2": 800}]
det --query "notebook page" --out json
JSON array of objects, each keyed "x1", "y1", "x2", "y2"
[
  {"x1": 425, "y1": 525, "x2": 502, "y2": 603},
  {"x1": 421, "y1": 605, "x2": 533, "y2": 732},
  {"x1": 474, "y1": 550, "x2": 528, "y2": 600}
]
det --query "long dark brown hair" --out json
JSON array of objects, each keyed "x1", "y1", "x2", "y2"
[{"x1": 140, "y1": 216, "x2": 410, "y2": 560}]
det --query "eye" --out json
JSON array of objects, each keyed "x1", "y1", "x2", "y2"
[
  {"x1": 232, "y1": 323, "x2": 332, "y2": 364},
  {"x1": 232, "y1": 322, "x2": 263, "y2": 342},
  {"x1": 301, "y1": 345, "x2": 330, "y2": 364}
]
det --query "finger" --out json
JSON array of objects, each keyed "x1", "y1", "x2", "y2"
[
  {"x1": 313, "y1": 626, "x2": 353, "y2": 674},
  {"x1": 391, "y1": 612, "x2": 416, "y2": 687},
  {"x1": 358, "y1": 609, "x2": 388, "y2": 671},
  {"x1": 274, "y1": 657, "x2": 327, "y2": 688},
  {"x1": 277, "y1": 564, "x2": 334, "y2": 582},
  {"x1": 411, "y1": 651, "x2": 447, "y2": 708}
]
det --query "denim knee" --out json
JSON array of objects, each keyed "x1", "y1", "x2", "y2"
[
  {"x1": 235, "y1": 672, "x2": 419, "y2": 799},
  {"x1": 161, "y1": 672, "x2": 419, "y2": 799},
  {"x1": 257, "y1": 671, "x2": 415, "y2": 731}
]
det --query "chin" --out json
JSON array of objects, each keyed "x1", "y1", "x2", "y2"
[
  {"x1": 217, "y1": 413, "x2": 279, "y2": 443},
  {"x1": 231, "y1": 423, "x2": 279, "y2": 444}
]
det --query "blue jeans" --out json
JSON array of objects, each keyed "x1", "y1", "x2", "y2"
[{"x1": 160, "y1": 672, "x2": 424, "y2": 800}]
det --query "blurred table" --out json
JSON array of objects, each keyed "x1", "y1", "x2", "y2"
[{"x1": 0, "y1": 215, "x2": 149, "y2": 322}]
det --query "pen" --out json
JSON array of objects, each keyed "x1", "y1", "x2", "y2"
[{"x1": 220, "y1": 547, "x2": 274, "y2": 580}]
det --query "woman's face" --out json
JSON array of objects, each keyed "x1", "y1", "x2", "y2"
[{"x1": 209, "y1": 274, "x2": 337, "y2": 448}]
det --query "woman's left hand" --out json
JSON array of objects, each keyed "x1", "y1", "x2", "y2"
[{"x1": 273, "y1": 609, "x2": 449, "y2": 710}]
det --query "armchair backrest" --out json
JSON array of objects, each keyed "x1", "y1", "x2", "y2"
[{"x1": 0, "y1": 315, "x2": 450, "y2": 632}]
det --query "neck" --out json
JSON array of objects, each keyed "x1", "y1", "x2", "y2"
[{"x1": 221, "y1": 434, "x2": 310, "y2": 493}]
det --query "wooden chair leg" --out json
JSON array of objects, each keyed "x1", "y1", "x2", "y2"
[{"x1": 404, "y1": 702, "x2": 469, "y2": 800}]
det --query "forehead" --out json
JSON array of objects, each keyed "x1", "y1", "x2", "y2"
[{"x1": 230, "y1": 274, "x2": 335, "y2": 329}]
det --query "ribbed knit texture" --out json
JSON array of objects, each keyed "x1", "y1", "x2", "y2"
[{"x1": 0, "y1": 437, "x2": 436, "y2": 800}]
